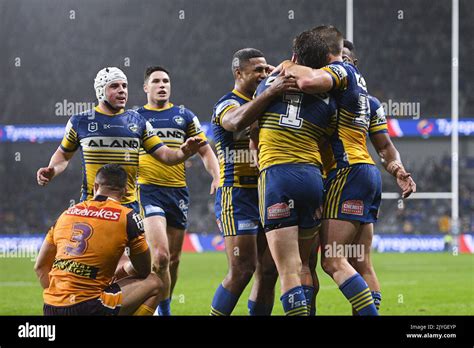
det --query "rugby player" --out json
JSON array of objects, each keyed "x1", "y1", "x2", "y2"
[
  {"x1": 35, "y1": 164, "x2": 160, "y2": 315},
  {"x1": 36, "y1": 67, "x2": 205, "y2": 213},
  {"x1": 341, "y1": 39, "x2": 417, "y2": 313},
  {"x1": 137, "y1": 66, "x2": 220, "y2": 315},
  {"x1": 254, "y1": 29, "x2": 337, "y2": 316},
  {"x1": 210, "y1": 48, "x2": 294, "y2": 316},
  {"x1": 277, "y1": 26, "x2": 415, "y2": 315}
]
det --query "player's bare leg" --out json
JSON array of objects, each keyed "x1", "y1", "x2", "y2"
[
  {"x1": 166, "y1": 226, "x2": 186, "y2": 297},
  {"x1": 144, "y1": 215, "x2": 171, "y2": 315},
  {"x1": 308, "y1": 233, "x2": 320, "y2": 315},
  {"x1": 299, "y1": 227, "x2": 318, "y2": 315},
  {"x1": 116, "y1": 272, "x2": 162, "y2": 315},
  {"x1": 321, "y1": 219, "x2": 378, "y2": 315},
  {"x1": 248, "y1": 231, "x2": 278, "y2": 315},
  {"x1": 349, "y1": 223, "x2": 381, "y2": 314},
  {"x1": 210, "y1": 235, "x2": 257, "y2": 315},
  {"x1": 266, "y1": 226, "x2": 308, "y2": 316}
]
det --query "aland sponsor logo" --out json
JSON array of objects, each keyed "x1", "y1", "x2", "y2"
[{"x1": 81, "y1": 136, "x2": 140, "y2": 150}]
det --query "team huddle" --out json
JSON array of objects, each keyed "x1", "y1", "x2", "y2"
[{"x1": 34, "y1": 25, "x2": 416, "y2": 316}]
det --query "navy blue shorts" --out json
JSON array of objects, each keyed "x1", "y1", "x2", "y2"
[
  {"x1": 258, "y1": 164, "x2": 324, "y2": 232},
  {"x1": 322, "y1": 164, "x2": 382, "y2": 223},
  {"x1": 123, "y1": 201, "x2": 140, "y2": 215},
  {"x1": 139, "y1": 184, "x2": 189, "y2": 229},
  {"x1": 43, "y1": 283, "x2": 122, "y2": 316},
  {"x1": 215, "y1": 187, "x2": 260, "y2": 237}
]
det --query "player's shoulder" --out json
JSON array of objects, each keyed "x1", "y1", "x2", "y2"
[
  {"x1": 256, "y1": 73, "x2": 277, "y2": 96},
  {"x1": 368, "y1": 95, "x2": 381, "y2": 106},
  {"x1": 214, "y1": 91, "x2": 243, "y2": 115}
]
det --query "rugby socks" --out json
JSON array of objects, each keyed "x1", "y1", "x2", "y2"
[
  {"x1": 302, "y1": 285, "x2": 316, "y2": 316},
  {"x1": 248, "y1": 299, "x2": 273, "y2": 316},
  {"x1": 339, "y1": 274, "x2": 378, "y2": 316},
  {"x1": 280, "y1": 286, "x2": 309, "y2": 316},
  {"x1": 210, "y1": 284, "x2": 239, "y2": 316},
  {"x1": 157, "y1": 298, "x2": 171, "y2": 316},
  {"x1": 133, "y1": 304, "x2": 155, "y2": 316},
  {"x1": 371, "y1": 291, "x2": 382, "y2": 312}
]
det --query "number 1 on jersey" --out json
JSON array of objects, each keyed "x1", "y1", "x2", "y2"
[{"x1": 280, "y1": 93, "x2": 303, "y2": 129}]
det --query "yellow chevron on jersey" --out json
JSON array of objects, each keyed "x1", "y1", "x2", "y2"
[
  {"x1": 254, "y1": 77, "x2": 337, "y2": 171},
  {"x1": 322, "y1": 61, "x2": 376, "y2": 167},
  {"x1": 60, "y1": 107, "x2": 163, "y2": 204},
  {"x1": 137, "y1": 103, "x2": 207, "y2": 187},
  {"x1": 212, "y1": 89, "x2": 259, "y2": 188},
  {"x1": 258, "y1": 112, "x2": 325, "y2": 170}
]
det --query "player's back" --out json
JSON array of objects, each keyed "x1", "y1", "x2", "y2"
[
  {"x1": 321, "y1": 61, "x2": 374, "y2": 168},
  {"x1": 43, "y1": 196, "x2": 146, "y2": 306},
  {"x1": 255, "y1": 75, "x2": 337, "y2": 171}
]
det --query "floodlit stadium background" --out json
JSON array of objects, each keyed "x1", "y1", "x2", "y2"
[{"x1": 0, "y1": 0, "x2": 473, "y2": 307}]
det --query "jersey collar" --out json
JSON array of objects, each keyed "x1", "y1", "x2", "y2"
[
  {"x1": 143, "y1": 103, "x2": 174, "y2": 112},
  {"x1": 232, "y1": 89, "x2": 252, "y2": 102},
  {"x1": 94, "y1": 106, "x2": 125, "y2": 116}
]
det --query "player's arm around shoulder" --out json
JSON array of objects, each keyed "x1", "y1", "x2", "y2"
[
  {"x1": 221, "y1": 74, "x2": 299, "y2": 132},
  {"x1": 276, "y1": 60, "x2": 334, "y2": 94},
  {"x1": 34, "y1": 226, "x2": 57, "y2": 289}
]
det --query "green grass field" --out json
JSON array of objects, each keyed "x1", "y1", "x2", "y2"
[{"x1": 0, "y1": 252, "x2": 473, "y2": 315}]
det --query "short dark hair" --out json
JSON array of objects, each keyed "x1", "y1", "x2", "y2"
[
  {"x1": 343, "y1": 39, "x2": 358, "y2": 65},
  {"x1": 293, "y1": 29, "x2": 330, "y2": 69},
  {"x1": 343, "y1": 39, "x2": 355, "y2": 51},
  {"x1": 95, "y1": 164, "x2": 127, "y2": 191},
  {"x1": 144, "y1": 66, "x2": 170, "y2": 83},
  {"x1": 312, "y1": 25, "x2": 344, "y2": 56},
  {"x1": 231, "y1": 48, "x2": 265, "y2": 72}
]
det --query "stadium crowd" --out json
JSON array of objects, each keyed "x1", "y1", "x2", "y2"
[{"x1": 1, "y1": 149, "x2": 471, "y2": 236}]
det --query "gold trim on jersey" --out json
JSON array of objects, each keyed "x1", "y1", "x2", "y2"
[
  {"x1": 258, "y1": 112, "x2": 324, "y2": 170},
  {"x1": 323, "y1": 167, "x2": 352, "y2": 219},
  {"x1": 220, "y1": 187, "x2": 236, "y2": 236},
  {"x1": 258, "y1": 170, "x2": 267, "y2": 225},
  {"x1": 143, "y1": 103, "x2": 174, "y2": 112},
  {"x1": 232, "y1": 89, "x2": 251, "y2": 102},
  {"x1": 94, "y1": 106, "x2": 125, "y2": 116}
]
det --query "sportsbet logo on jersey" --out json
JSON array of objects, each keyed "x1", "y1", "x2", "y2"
[{"x1": 65, "y1": 206, "x2": 122, "y2": 221}]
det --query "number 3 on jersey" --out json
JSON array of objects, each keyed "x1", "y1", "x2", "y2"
[
  {"x1": 280, "y1": 93, "x2": 303, "y2": 129},
  {"x1": 65, "y1": 222, "x2": 94, "y2": 256}
]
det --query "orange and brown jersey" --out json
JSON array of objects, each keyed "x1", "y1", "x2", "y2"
[{"x1": 42, "y1": 195, "x2": 148, "y2": 307}]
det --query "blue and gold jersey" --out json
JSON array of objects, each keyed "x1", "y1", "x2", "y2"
[
  {"x1": 60, "y1": 106, "x2": 163, "y2": 204},
  {"x1": 255, "y1": 74, "x2": 337, "y2": 171},
  {"x1": 212, "y1": 89, "x2": 259, "y2": 188},
  {"x1": 368, "y1": 95, "x2": 388, "y2": 136},
  {"x1": 320, "y1": 94, "x2": 389, "y2": 176},
  {"x1": 322, "y1": 61, "x2": 375, "y2": 168},
  {"x1": 137, "y1": 103, "x2": 207, "y2": 187}
]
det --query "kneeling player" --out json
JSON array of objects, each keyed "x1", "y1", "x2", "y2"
[{"x1": 35, "y1": 164, "x2": 161, "y2": 315}]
